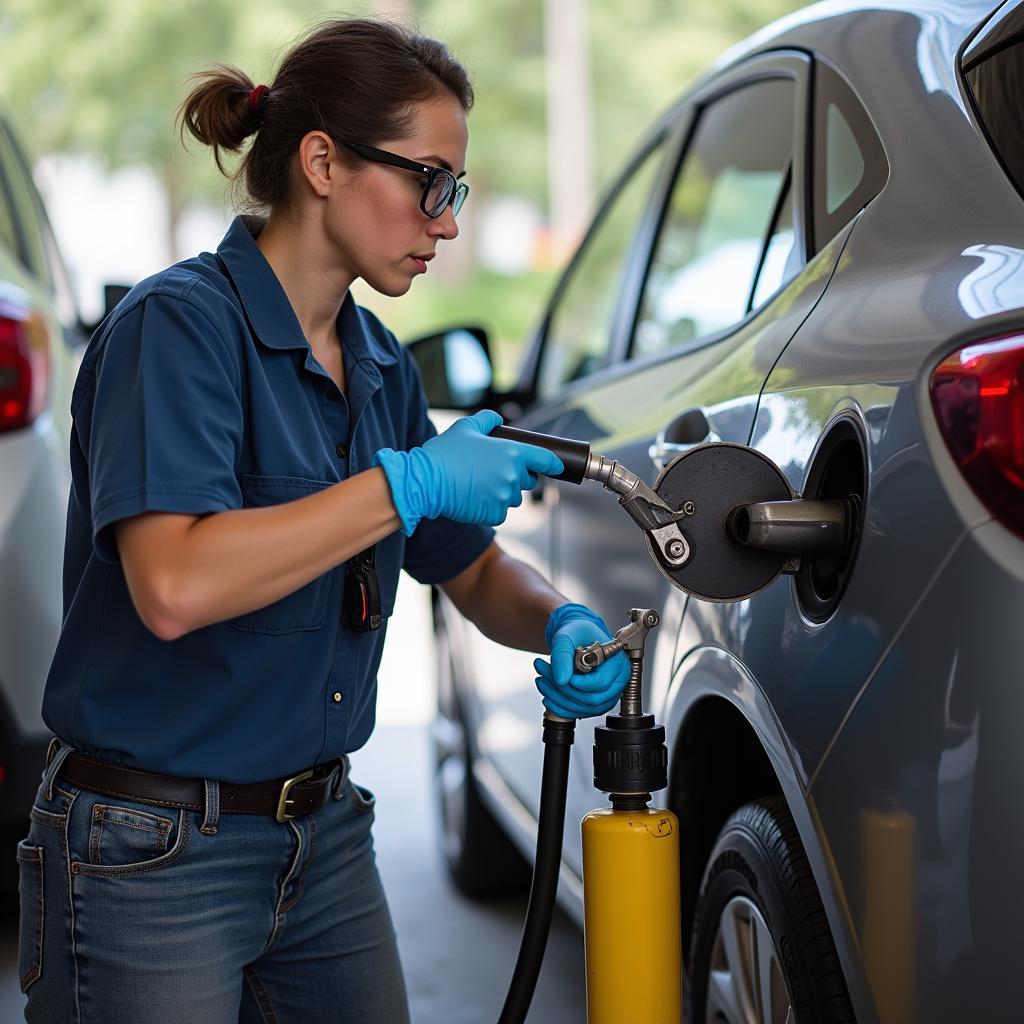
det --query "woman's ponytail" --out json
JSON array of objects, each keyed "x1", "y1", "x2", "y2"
[
  {"x1": 177, "y1": 19, "x2": 473, "y2": 212},
  {"x1": 177, "y1": 64, "x2": 266, "y2": 175}
]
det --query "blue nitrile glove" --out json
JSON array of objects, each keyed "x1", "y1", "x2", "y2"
[
  {"x1": 533, "y1": 603, "x2": 631, "y2": 719},
  {"x1": 374, "y1": 410, "x2": 564, "y2": 536}
]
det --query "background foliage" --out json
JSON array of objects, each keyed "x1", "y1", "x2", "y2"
[{"x1": 0, "y1": 0, "x2": 806, "y2": 380}]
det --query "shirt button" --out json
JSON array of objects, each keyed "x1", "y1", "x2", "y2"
[
  {"x1": 326, "y1": 388, "x2": 338, "y2": 402},
  {"x1": 332, "y1": 691, "x2": 343, "y2": 703},
  {"x1": 336, "y1": 443, "x2": 347, "y2": 458}
]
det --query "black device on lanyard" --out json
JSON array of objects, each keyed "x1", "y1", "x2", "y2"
[{"x1": 343, "y1": 546, "x2": 382, "y2": 632}]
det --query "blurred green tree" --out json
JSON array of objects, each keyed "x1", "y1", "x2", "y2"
[
  {"x1": 588, "y1": 0, "x2": 805, "y2": 190},
  {"x1": 0, "y1": 0, "x2": 805, "y2": 365},
  {"x1": 0, "y1": 0, "x2": 352, "y2": 257},
  {"x1": 0, "y1": 0, "x2": 804, "y2": 252}
]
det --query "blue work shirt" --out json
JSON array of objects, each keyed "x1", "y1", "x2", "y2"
[{"x1": 42, "y1": 215, "x2": 493, "y2": 783}]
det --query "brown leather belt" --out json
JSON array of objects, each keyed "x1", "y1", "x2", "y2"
[{"x1": 56, "y1": 749, "x2": 348, "y2": 823}]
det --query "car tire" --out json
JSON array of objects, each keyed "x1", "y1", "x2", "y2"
[
  {"x1": 431, "y1": 608, "x2": 530, "y2": 900},
  {"x1": 686, "y1": 797, "x2": 855, "y2": 1023}
]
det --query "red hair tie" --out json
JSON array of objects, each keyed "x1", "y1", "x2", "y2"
[{"x1": 248, "y1": 84, "x2": 269, "y2": 115}]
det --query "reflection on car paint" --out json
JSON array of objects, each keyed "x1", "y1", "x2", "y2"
[{"x1": 957, "y1": 244, "x2": 1024, "y2": 319}]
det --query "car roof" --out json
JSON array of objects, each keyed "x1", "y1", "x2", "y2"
[{"x1": 714, "y1": 0, "x2": 997, "y2": 76}]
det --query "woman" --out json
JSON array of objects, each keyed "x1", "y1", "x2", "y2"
[{"x1": 17, "y1": 18, "x2": 628, "y2": 1023}]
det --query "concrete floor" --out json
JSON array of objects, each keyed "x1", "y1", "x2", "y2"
[{"x1": 0, "y1": 577, "x2": 586, "y2": 1022}]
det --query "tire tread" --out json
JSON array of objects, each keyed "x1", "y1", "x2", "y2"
[{"x1": 686, "y1": 797, "x2": 856, "y2": 1023}]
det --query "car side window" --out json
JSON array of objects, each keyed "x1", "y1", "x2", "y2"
[
  {"x1": 537, "y1": 140, "x2": 664, "y2": 400},
  {"x1": 0, "y1": 119, "x2": 50, "y2": 285},
  {"x1": 632, "y1": 77, "x2": 797, "y2": 359},
  {"x1": 751, "y1": 172, "x2": 799, "y2": 309}
]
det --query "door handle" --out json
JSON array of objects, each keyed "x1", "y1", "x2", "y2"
[{"x1": 649, "y1": 407, "x2": 720, "y2": 471}]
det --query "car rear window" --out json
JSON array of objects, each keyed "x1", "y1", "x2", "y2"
[
  {"x1": 810, "y1": 59, "x2": 888, "y2": 254},
  {"x1": 964, "y1": 34, "x2": 1024, "y2": 200}
]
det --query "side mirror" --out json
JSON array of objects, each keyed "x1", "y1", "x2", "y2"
[
  {"x1": 78, "y1": 282, "x2": 133, "y2": 337},
  {"x1": 407, "y1": 326, "x2": 494, "y2": 410},
  {"x1": 102, "y1": 283, "x2": 132, "y2": 317}
]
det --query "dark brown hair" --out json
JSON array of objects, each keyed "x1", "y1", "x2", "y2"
[{"x1": 178, "y1": 18, "x2": 474, "y2": 209}]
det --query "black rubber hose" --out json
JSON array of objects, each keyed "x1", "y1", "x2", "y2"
[
  {"x1": 490, "y1": 425, "x2": 591, "y2": 485},
  {"x1": 498, "y1": 715, "x2": 576, "y2": 1024}
]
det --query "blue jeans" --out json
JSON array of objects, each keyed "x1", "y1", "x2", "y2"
[{"x1": 17, "y1": 745, "x2": 410, "y2": 1023}]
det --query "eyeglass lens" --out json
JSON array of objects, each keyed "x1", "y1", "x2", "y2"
[
  {"x1": 423, "y1": 172, "x2": 468, "y2": 218},
  {"x1": 425, "y1": 171, "x2": 455, "y2": 217}
]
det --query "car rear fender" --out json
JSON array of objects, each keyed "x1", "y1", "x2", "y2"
[
  {"x1": 0, "y1": 429, "x2": 65, "y2": 742},
  {"x1": 664, "y1": 644, "x2": 878, "y2": 1024}
]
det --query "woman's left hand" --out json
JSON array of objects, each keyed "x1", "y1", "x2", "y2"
[{"x1": 533, "y1": 603, "x2": 630, "y2": 719}]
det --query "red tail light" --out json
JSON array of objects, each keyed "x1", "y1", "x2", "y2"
[
  {"x1": 0, "y1": 300, "x2": 50, "y2": 432},
  {"x1": 930, "y1": 333, "x2": 1024, "y2": 537}
]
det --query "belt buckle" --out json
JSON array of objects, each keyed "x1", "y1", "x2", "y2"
[{"x1": 275, "y1": 769, "x2": 315, "y2": 823}]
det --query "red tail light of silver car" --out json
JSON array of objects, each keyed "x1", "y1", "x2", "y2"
[
  {"x1": 0, "y1": 299, "x2": 50, "y2": 432},
  {"x1": 930, "y1": 333, "x2": 1024, "y2": 537}
]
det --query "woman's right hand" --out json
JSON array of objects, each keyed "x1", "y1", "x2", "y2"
[{"x1": 374, "y1": 411, "x2": 564, "y2": 535}]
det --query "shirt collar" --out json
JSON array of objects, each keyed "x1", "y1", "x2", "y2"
[
  {"x1": 338, "y1": 290, "x2": 398, "y2": 369},
  {"x1": 216, "y1": 215, "x2": 397, "y2": 368}
]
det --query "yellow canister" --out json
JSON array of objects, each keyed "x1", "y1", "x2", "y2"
[{"x1": 582, "y1": 806, "x2": 682, "y2": 1024}]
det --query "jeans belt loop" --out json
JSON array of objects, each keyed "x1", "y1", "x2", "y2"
[
  {"x1": 332, "y1": 754, "x2": 351, "y2": 801},
  {"x1": 200, "y1": 779, "x2": 220, "y2": 835},
  {"x1": 41, "y1": 741, "x2": 75, "y2": 803}
]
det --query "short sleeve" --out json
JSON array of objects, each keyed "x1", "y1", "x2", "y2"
[
  {"x1": 81, "y1": 291, "x2": 244, "y2": 562},
  {"x1": 395, "y1": 344, "x2": 495, "y2": 584}
]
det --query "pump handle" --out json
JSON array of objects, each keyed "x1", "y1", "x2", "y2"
[{"x1": 490, "y1": 425, "x2": 591, "y2": 485}]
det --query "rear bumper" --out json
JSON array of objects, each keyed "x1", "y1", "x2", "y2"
[{"x1": 811, "y1": 515, "x2": 1024, "y2": 1020}]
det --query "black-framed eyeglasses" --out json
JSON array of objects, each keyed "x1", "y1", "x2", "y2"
[{"x1": 341, "y1": 141, "x2": 469, "y2": 219}]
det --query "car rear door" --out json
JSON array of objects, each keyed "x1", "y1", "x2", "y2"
[
  {"x1": 456, "y1": 120, "x2": 677, "y2": 818},
  {"x1": 535, "y1": 53, "x2": 865, "y2": 863}
]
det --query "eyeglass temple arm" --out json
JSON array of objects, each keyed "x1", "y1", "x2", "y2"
[{"x1": 341, "y1": 141, "x2": 432, "y2": 176}]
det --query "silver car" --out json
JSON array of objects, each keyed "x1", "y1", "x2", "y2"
[
  {"x1": 416, "y1": 2, "x2": 1024, "y2": 1021},
  {"x1": 0, "y1": 107, "x2": 122, "y2": 894},
  {"x1": 0, "y1": 107, "x2": 78, "y2": 885}
]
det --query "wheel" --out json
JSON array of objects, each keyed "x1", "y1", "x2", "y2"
[
  {"x1": 431, "y1": 606, "x2": 530, "y2": 899},
  {"x1": 687, "y1": 798, "x2": 855, "y2": 1024}
]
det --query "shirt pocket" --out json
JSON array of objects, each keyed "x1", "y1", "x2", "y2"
[{"x1": 227, "y1": 475, "x2": 335, "y2": 635}]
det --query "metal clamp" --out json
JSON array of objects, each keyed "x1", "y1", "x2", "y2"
[
  {"x1": 574, "y1": 608, "x2": 660, "y2": 718},
  {"x1": 574, "y1": 608, "x2": 660, "y2": 672},
  {"x1": 583, "y1": 454, "x2": 693, "y2": 567}
]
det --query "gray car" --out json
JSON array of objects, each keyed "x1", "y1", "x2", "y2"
[{"x1": 414, "y1": 2, "x2": 1024, "y2": 1021}]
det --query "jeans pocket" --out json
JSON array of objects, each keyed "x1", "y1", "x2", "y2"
[
  {"x1": 16, "y1": 840, "x2": 43, "y2": 992},
  {"x1": 69, "y1": 793, "x2": 190, "y2": 878},
  {"x1": 87, "y1": 803, "x2": 173, "y2": 866}
]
